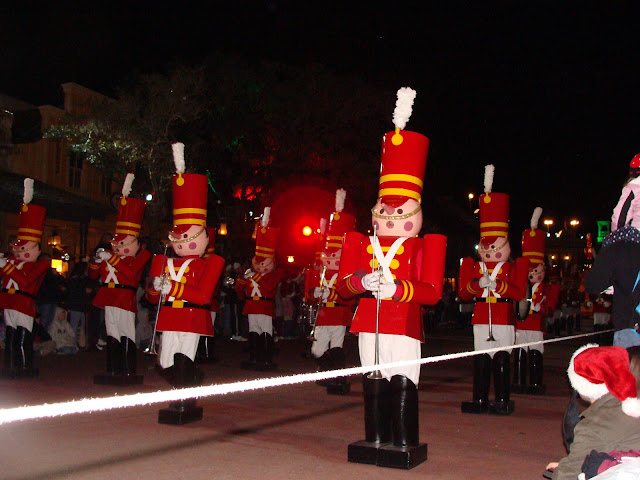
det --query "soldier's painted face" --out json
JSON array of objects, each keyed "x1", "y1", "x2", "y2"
[
  {"x1": 371, "y1": 198, "x2": 423, "y2": 237},
  {"x1": 252, "y1": 256, "x2": 275, "y2": 274},
  {"x1": 111, "y1": 235, "x2": 140, "y2": 258},
  {"x1": 170, "y1": 225, "x2": 208, "y2": 257},
  {"x1": 321, "y1": 249, "x2": 341, "y2": 270},
  {"x1": 478, "y1": 236, "x2": 511, "y2": 261},
  {"x1": 11, "y1": 240, "x2": 40, "y2": 263},
  {"x1": 528, "y1": 263, "x2": 546, "y2": 283}
]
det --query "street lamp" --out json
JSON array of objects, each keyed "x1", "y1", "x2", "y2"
[
  {"x1": 570, "y1": 219, "x2": 580, "y2": 227},
  {"x1": 468, "y1": 193, "x2": 474, "y2": 210},
  {"x1": 543, "y1": 219, "x2": 553, "y2": 230}
]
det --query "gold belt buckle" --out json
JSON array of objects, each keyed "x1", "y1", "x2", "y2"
[
  {"x1": 253, "y1": 296, "x2": 261, "y2": 301},
  {"x1": 485, "y1": 296, "x2": 496, "y2": 303},
  {"x1": 325, "y1": 301, "x2": 335, "y2": 307},
  {"x1": 8, "y1": 288, "x2": 15, "y2": 294},
  {"x1": 172, "y1": 300, "x2": 184, "y2": 308},
  {"x1": 108, "y1": 282, "x2": 115, "y2": 288}
]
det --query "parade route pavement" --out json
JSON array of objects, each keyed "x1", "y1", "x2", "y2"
[{"x1": 0, "y1": 327, "x2": 588, "y2": 480}]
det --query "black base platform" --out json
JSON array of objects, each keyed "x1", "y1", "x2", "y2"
[
  {"x1": 525, "y1": 384, "x2": 546, "y2": 395},
  {"x1": 158, "y1": 404, "x2": 203, "y2": 425},
  {"x1": 93, "y1": 373, "x2": 144, "y2": 385},
  {"x1": 348, "y1": 440, "x2": 386, "y2": 465},
  {"x1": 489, "y1": 400, "x2": 515, "y2": 415},
  {"x1": 326, "y1": 381, "x2": 350, "y2": 395},
  {"x1": 377, "y1": 442, "x2": 428, "y2": 469}
]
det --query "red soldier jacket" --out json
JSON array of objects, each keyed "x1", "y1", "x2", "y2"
[
  {"x1": 458, "y1": 257, "x2": 530, "y2": 327},
  {"x1": 235, "y1": 268, "x2": 285, "y2": 317},
  {"x1": 518, "y1": 282, "x2": 560, "y2": 332},
  {"x1": 89, "y1": 249, "x2": 151, "y2": 313},
  {"x1": 336, "y1": 233, "x2": 447, "y2": 341},
  {"x1": 146, "y1": 253, "x2": 225, "y2": 335},
  {"x1": 304, "y1": 267, "x2": 353, "y2": 327},
  {"x1": 0, "y1": 258, "x2": 49, "y2": 317}
]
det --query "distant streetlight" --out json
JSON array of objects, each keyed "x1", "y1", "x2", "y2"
[
  {"x1": 145, "y1": 193, "x2": 153, "y2": 201},
  {"x1": 543, "y1": 219, "x2": 554, "y2": 231},
  {"x1": 570, "y1": 219, "x2": 580, "y2": 227},
  {"x1": 287, "y1": 256, "x2": 294, "y2": 263},
  {"x1": 219, "y1": 223, "x2": 228, "y2": 236},
  {"x1": 468, "y1": 193, "x2": 474, "y2": 210}
]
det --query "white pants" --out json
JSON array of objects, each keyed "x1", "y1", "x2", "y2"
[
  {"x1": 105, "y1": 306, "x2": 135, "y2": 343},
  {"x1": 211, "y1": 311, "x2": 216, "y2": 327},
  {"x1": 514, "y1": 329, "x2": 544, "y2": 353},
  {"x1": 248, "y1": 314, "x2": 273, "y2": 335},
  {"x1": 159, "y1": 331, "x2": 200, "y2": 368},
  {"x1": 311, "y1": 325, "x2": 346, "y2": 358},
  {"x1": 358, "y1": 332, "x2": 421, "y2": 385},
  {"x1": 4, "y1": 309, "x2": 34, "y2": 331},
  {"x1": 473, "y1": 324, "x2": 515, "y2": 358}
]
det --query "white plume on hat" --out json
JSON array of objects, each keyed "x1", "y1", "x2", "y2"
[
  {"x1": 335, "y1": 188, "x2": 346, "y2": 213},
  {"x1": 23, "y1": 178, "x2": 34, "y2": 205},
  {"x1": 483, "y1": 164, "x2": 495, "y2": 194},
  {"x1": 392, "y1": 87, "x2": 416, "y2": 130},
  {"x1": 121, "y1": 173, "x2": 135, "y2": 197},
  {"x1": 531, "y1": 207, "x2": 543, "y2": 229},
  {"x1": 172, "y1": 142, "x2": 185, "y2": 174},
  {"x1": 567, "y1": 343, "x2": 640, "y2": 417},
  {"x1": 261, "y1": 207, "x2": 271, "y2": 227},
  {"x1": 319, "y1": 218, "x2": 327, "y2": 235}
]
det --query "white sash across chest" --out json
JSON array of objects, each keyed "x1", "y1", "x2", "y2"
[
  {"x1": 166, "y1": 258, "x2": 194, "y2": 301},
  {"x1": 369, "y1": 236, "x2": 408, "y2": 282},
  {"x1": 250, "y1": 277, "x2": 262, "y2": 298},
  {"x1": 322, "y1": 272, "x2": 338, "y2": 290},
  {"x1": 480, "y1": 261, "x2": 504, "y2": 298},
  {"x1": 104, "y1": 261, "x2": 119, "y2": 284},
  {"x1": 531, "y1": 282, "x2": 545, "y2": 312},
  {"x1": 6, "y1": 261, "x2": 25, "y2": 290}
]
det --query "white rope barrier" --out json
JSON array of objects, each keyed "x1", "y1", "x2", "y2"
[{"x1": 0, "y1": 330, "x2": 610, "y2": 425}]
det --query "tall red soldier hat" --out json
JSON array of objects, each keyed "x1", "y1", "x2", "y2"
[
  {"x1": 377, "y1": 87, "x2": 429, "y2": 208},
  {"x1": 324, "y1": 188, "x2": 356, "y2": 254},
  {"x1": 568, "y1": 344, "x2": 640, "y2": 417},
  {"x1": 113, "y1": 173, "x2": 146, "y2": 242},
  {"x1": 522, "y1": 207, "x2": 545, "y2": 266},
  {"x1": 255, "y1": 206, "x2": 279, "y2": 261},
  {"x1": 169, "y1": 143, "x2": 208, "y2": 240},
  {"x1": 205, "y1": 227, "x2": 217, "y2": 257},
  {"x1": 14, "y1": 178, "x2": 46, "y2": 247},
  {"x1": 478, "y1": 164, "x2": 510, "y2": 246}
]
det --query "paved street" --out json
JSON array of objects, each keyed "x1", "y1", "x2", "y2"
[{"x1": 0, "y1": 327, "x2": 590, "y2": 480}]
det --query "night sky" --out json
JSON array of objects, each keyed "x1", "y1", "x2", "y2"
[{"x1": 3, "y1": 2, "x2": 640, "y2": 239}]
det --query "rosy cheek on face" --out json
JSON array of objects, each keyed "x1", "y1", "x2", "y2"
[
  {"x1": 495, "y1": 252, "x2": 502, "y2": 259},
  {"x1": 404, "y1": 222, "x2": 413, "y2": 232},
  {"x1": 189, "y1": 242, "x2": 197, "y2": 250},
  {"x1": 335, "y1": 259, "x2": 340, "y2": 266},
  {"x1": 124, "y1": 248, "x2": 130, "y2": 254},
  {"x1": 24, "y1": 253, "x2": 30, "y2": 259}
]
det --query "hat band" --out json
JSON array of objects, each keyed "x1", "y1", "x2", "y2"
[
  {"x1": 481, "y1": 231, "x2": 508, "y2": 238},
  {"x1": 174, "y1": 218, "x2": 206, "y2": 226},
  {"x1": 379, "y1": 174, "x2": 424, "y2": 188},
  {"x1": 115, "y1": 229, "x2": 140, "y2": 236},
  {"x1": 117, "y1": 221, "x2": 141, "y2": 229},
  {"x1": 256, "y1": 246, "x2": 275, "y2": 258},
  {"x1": 523, "y1": 252, "x2": 544, "y2": 264},
  {"x1": 173, "y1": 208, "x2": 207, "y2": 215},
  {"x1": 378, "y1": 188, "x2": 421, "y2": 202}
]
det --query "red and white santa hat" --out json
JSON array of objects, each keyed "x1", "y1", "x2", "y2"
[{"x1": 568, "y1": 344, "x2": 640, "y2": 417}]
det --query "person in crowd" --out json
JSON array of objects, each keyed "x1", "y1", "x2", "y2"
[
  {"x1": 0, "y1": 179, "x2": 50, "y2": 377},
  {"x1": 146, "y1": 143, "x2": 225, "y2": 425},
  {"x1": 458, "y1": 165, "x2": 529, "y2": 415},
  {"x1": 36, "y1": 254, "x2": 64, "y2": 332},
  {"x1": 337, "y1": 87, "x2": 446, "y2": 469},
  {"x1": 48, "y1": 307, "x2": 78, "y2": 355},
  {"x1": 65, "y1": 261, "x2": 90, "y2": 349},
  {"x1": 89, "y1": 174, "x2": 151, "y2": 385},
  {"x1": 546, "y1": 344, "x2": 640, "y2": 480}
]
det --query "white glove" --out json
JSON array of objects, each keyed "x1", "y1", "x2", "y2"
[
  {"x1": 478, "y1": 277, "x2": 496, "y2": 290},
  {"x1": 97, "y1": 250, "x2": 112, "y2": 261},
  {"x1": 372, "y1": 279, "x2": 396, "y2": 299},
  {"x1": 0, "y1": 257, "x2": 6, "y2": 268},
  {"x1": 313, "y1": 287, "x2": 330, "y2": 301},
  {"x1": 244, "y1": 270, "x2": 255, "y2": 279},
  {"x1": 361, "y1": 272, "x2": 382, "y2": 291},
  {"x1": 153, "y1": 276, "x2": 172, "y2": 295}
]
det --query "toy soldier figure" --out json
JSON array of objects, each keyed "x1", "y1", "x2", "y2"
[
  {"x1": 147, "y1": 143, "x2": 225, "y2": 425},
  {"x1": 512, "y1": 207, "x2": 560, "y2": 395},
  {"x1": 458, "y1": 165, "x2": 529, "y2": 415},
  {"x1": 90, "y1": 173, "x2": 151, "y2": 385},
  {"x1": 196, "y1": 227, "x2": 219, "y2": 363},
  {"x1": 304, "y1": 189, "x2": 356, "y2": 395},
  {"x1": 235, "y1": 207, "x2": 284, "y2": 371},
  {"x1": 0, "y1": 178, "x2": 49, "y2": 378},
  {"x1": 337, "y1": 87, "x2": 447, "y2": 469}
]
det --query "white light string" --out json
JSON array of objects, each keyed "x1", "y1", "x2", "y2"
[{"x1": 0, "y1": 330, "x2": 610, "y2": 425}]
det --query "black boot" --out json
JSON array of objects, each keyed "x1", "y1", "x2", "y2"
[
  {"x1": 378, "y1": 375, "x2": 428, "y2": 469},
  {"x1": 461, "y1": 353, "x2": 491, "y2": 413},
  {"x1": 241, "y1": 332, "x2": 260, "y2": 370},
  {"x1": 258, "y1": 333, "x2": 276, "y2": 371},
  {"x1": 314, "y1": 349, "x2": 333, "y2": 386},
  {"x1": 348, "y1": 376, "x2": 391, "y2": 465},
  {"x1": 511, "y1": 348, "x2": 528, "y2": 394},
  {"x1": 2, "y1": 325, "x2": 17, "y2": 377},
  {"x1": 158, "y1": 353, "x2": 203, "y2": 425},
  {"x1": 120, "y1": 336, "x2": 143, "y2": 385},
  {"x1": 196, "y1": 336, "x2": 219, "y2": 364},
  {"x1": 326, "y1": 347, "x2": 350, "y2": 395},
  {"x1": 490, "y1": 350, "x2": 514, "y2": 415},
  {"x1": 94, "y1": 336, "x2": 122, "y2": 384},
  {"x1": 526, "y1": 349, "x2": 545, "y2": 395},
  {"x1": 16, "y1": 327, "x2": 38, "y2": 378}
]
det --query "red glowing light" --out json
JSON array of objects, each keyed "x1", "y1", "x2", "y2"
[{"x1": 302, "y1": 226, "x2": 313, "y2": 237}]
